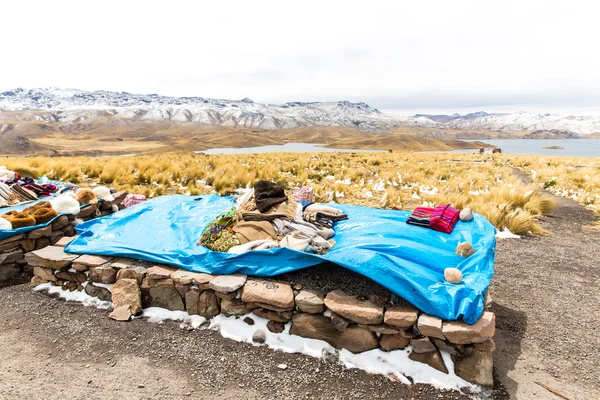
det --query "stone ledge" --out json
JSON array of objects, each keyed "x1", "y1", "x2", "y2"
[{"x1": 26, "y1": 254, "x2": 496, "y2": 388}]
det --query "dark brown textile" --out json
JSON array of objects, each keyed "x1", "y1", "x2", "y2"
[{"x1": 254, "y1": 180, "x2": 287, "y2": 213}]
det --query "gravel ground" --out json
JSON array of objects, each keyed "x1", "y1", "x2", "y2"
[{"x1": 0, "y1": 179, "x2": 598, "y2": 399}]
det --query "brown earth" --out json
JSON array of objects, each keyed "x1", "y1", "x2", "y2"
[
  {"x1": 0, "y1": 116, "x2": 489, "y2": 156},
  {"x1": 0, "y1": 182, "x2": 598, "y2": 399}
]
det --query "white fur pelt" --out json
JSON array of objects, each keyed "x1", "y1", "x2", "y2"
[
  {"x1": 0, "y1": 217, "x2": 12, "y2": 230},
  {"x1": 51, "y1": 194, "x2": 81, "y2": 215}
]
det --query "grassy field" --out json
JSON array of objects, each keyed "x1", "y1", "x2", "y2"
[
  {"x1": 508, "y1": 156, "x2": 600, "y2": 214},
  {"x1": 4, "y1": 151, "x2": 581, "y2": 236}
]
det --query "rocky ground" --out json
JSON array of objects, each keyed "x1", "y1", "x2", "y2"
[{"x1": 0, "y1": 185, "x2": 598, "y2": 399}]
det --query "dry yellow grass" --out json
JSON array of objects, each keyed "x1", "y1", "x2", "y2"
[
  {"x1": 3, "y1": 152, "x2": 563, "y2": 235},
  {"x1": 508, "y1": 155, "x2": 600, "y2": 214}
]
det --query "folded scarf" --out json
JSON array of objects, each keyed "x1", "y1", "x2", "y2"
[
  {"x1": 254, "y1": 180, "x2": 287, "y2": 213},
  {"x1": 406, "y1": 207, "x2": 435, "y2": 228},
  {"x1": 430, "y1": 204, "x2": 460, "y2": 234}
]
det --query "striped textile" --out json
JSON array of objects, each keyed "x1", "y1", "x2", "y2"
[
  {"x1": 293, "y1": 186, "x2": 314, "y2": 203},
  {"x1": 430, "y1": 204, "x2": 460, "y2": 234},
  {"x1": 406, "y1": 207, "x2": 435, "y2": 228}
]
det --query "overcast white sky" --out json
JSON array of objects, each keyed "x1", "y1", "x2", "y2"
[{"x1": 3, "y1": 1, "x2": 600, "y2": 115}]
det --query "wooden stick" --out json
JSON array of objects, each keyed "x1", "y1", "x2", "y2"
[{"x1": 534, "y1": 381, "x2": 572, "y2": 400}]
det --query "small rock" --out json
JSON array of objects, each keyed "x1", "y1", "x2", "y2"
[
  {"x1": 241, "y1": 279, "x2": 294, "y2": 311},
  {"x1": 33, "y1": 266, "x2": 56, "y2": 282},
  {"x1": 442, "y1": 311, "x2": 495, "y2": 344},
  {"x1": 267, "y1": 320, "x2": 285, "y2": 333},
  {"x1": 290, "y1": 313, "x2": 379, "y2": 353},
  {"x1": 252, "y1": 329, "x2": 267, "y2": 344},
  {"x1": 417, "y1": 314, "x2": 446, "y2": 340},
  {"x1": 253, "y1": 308, "x2": 290, "y2": 323},
  {"x1": 209, "y1": 273, "x2": 247, "y2": 293},
  {"x1": 197, "y1": 290, "x2": 219, "y2": 318},
  {"x1": 330, "y1": 312, "x2": 350, "y2": 332},
  {"x1": 455, "y1": 242, "x2": 475, "y2": 258},
  {"x1": 220, "y1": 298, "x2": 249, "y2": 316},
  {"x1": 459, "y1": 208, "x2": 473, "y2": 222},
  {"x1": 295, "y1": 289, "x2": 325, "y2": 313},
  {"x1": 170, "y1": 269, "x2": 212, "y2": 285},
  {"x1": 112, "y1": 278, "x2": 142, "y2": 315},
  {"x1": 380, "y1": 333, "x2": 410, "y2": 351},
  {"x1": 74, "y1": 254, "x2": 112, "y2": 267},
  {"x1": 384, "y1": 304, "x2": 419, "y2": 328},
  {"x1": 409, "y1": 349, "x2": 449, "y2": 374},
  {"x1": 453, "y1": 346, "x2": 493, "y2": 387},
  {"x1": 85, "y1": 283, "x2": 112, "y2": 302},
  {"x1": 410, "y1": 337, "x2": 436, "y2": 353},
  {"x1": 277, "y1": 363, "x2": 288, "y2": 370},
  {"x1": 243, "y1": 317, "x2": 255, "y2": 326},
  {"x1": 323, "y1": 290, "x2": 384, "y2": 325},
  {"x1": 140, "y1": 278, "x2": 184, "y2": 311},
  {"x1": 146, "y1": 265, "x2": 177, "y2": 280},
  {"x1": 444, "y1": 268, "x2": 463, "y2": 284},
  {"x1": 109, "y1": 305, "x2": 133, "y2": 321},
  {"x1": 24, "y1": 246, "x2": 78, "y2": 270},
  {"x1": 116, "y1": 267, "x2": 146, "y2": 285},
  {"x1": 89, "y1": 265, "x2": 117, "y2": 284}
]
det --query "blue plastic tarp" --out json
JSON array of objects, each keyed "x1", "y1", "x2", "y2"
[{"x1": 66, "y1": 195, "x2": 496, "y2": 324}]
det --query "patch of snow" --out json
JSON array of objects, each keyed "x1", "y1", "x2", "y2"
[
  {"x1": 495, "y1": 228, "x2": 521, "y2": 239},
  {"x1": 142, "y1": 307, "x2": 207, "y2": 329},
  {"x1": 33, "y1": 282, "x2": 112, "y2": 309}
]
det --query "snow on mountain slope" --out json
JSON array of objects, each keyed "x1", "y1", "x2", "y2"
[
  {"x1": 438, "y1": 111, "x2": 600, "y2": 134},
  {"x1": 1, "y1": 88, "x2": 600, "y2": 134},
  {"x1": 0, "y1": 88, "x2": 398, "y2": 132}
]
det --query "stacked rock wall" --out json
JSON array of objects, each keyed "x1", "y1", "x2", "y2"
[
  {"x1": 0, "y1": 190, "x2": 127, "y2": 282},
  {"x1": 26, "y1": 246, "x2": 496, "y2": 388}
]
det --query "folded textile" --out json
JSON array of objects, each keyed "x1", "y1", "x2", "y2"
[
  {"x1": 430, "y1": 204, "x2": 461, "y2": 234},
  {"x1": 406, "y1": 207, "x2": 435, "y2": 228},
  {"x1": 254, "y1": 180, "x2": 287, "y2": 213},
  {"x1": 211, "y1": 230, "x2": 240, "y2": 252},
  {"x1": 303, "y1": 210, "x2": 348, "y2": 228},
  {"x1": 293, "y1": 186, "x2": 314, "y2": 203},
  {"x1": 304, "y1": 204, "x2": 343, "y2": 216},
  {"x1": 242, "y1": 200, "x2": 297, "y2": 222},
  {"x1": 227, "y1": 239, "x2": 280, "y2": 254},
  {"x1": 11, "y1": 184, "x2": 38, "y2": 201},
  {"x1": 123, "y1": 194, "x2": 146, "y2": 208},
  {"x1": 279, "y1": 232, "x2": 311, "y2": 252},
  {"x1": 198, "y1": 206, "x2": 237, "y2": 247},
  {"x1": 233, "y1": 220, "x2": 278, "y2": 244}
]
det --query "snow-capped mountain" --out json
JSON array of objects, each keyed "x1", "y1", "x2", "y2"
[
  {"x1": 415, "y1": 111, "x2": 600, "y2": 135},
  {"x1": 1, "y1": 88, "x2": 600, "y2": 134},
  {"x1": 0, "y1": 88, "x2": 397, "y2": 132}
]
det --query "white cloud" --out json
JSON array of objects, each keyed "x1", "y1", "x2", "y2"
[{"x1": 2, "y1": 0, "x2": 599, "y2": 113}]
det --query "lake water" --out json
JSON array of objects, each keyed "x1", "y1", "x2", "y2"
[
  {"x1": 455, "y1": 139, "x2": 600, "y2": 157},
  {"x1": 196, "y1": 142, "x2": 386, "y2": 154}
]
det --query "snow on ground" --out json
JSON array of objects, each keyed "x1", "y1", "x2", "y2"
[
  {"x1": 33, "y1": 282, "x2": 112, "y2": 309},
  {"x1": 495, "y1": 228, "x2": 521, "y2": 239}
]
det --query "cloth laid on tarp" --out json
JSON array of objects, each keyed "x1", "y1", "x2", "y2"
[{"x1": 65, "y1": 195, "x2": 496, "y2": 324}]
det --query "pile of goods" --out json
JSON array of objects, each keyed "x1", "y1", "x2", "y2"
[
  {"x1": 0, "y1": 167, "x2": 60, "y2": 208},
  {"x1": 198, "y1": 181, "x2": 347, "y2": 254},
  {"x1": 0, "y1": 183, "x2": 119, "y2": 231}
]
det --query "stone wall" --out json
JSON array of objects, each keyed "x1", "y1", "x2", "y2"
[
  {"x1": 0, "y1": 191, "x2": 127, "y2": 282},
  {"x1": 25, "y1": 245, "x2": 496, "y2": 388}
]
